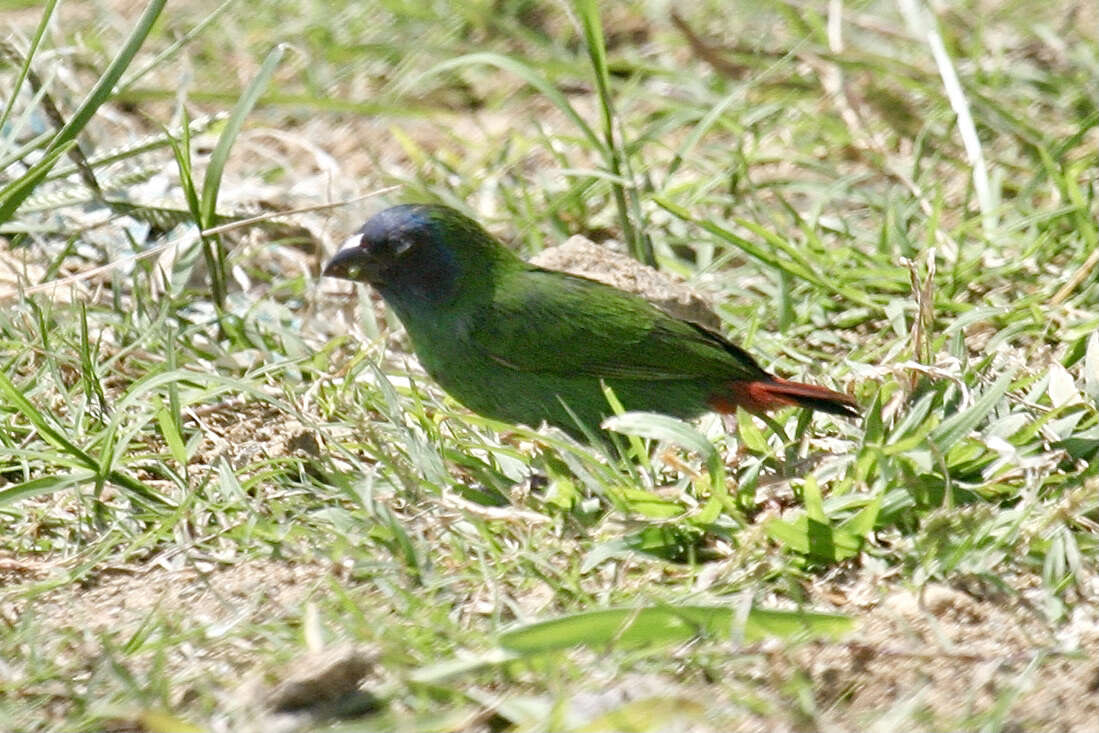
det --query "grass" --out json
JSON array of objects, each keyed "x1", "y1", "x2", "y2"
[{"x1": 1, "y1": 0, "x2": 1097, "y2": 730}]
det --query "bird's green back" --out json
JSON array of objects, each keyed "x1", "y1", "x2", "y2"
[{"x1": 470, "y1": 266, "x2": 769, "y2": 384}]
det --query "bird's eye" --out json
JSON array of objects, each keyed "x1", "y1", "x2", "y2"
[{"x1": 346, "y1": 264, "x2": 361, "y2": 279}]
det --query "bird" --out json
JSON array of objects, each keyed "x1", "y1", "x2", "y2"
[{"x1": 323, "y1": 203, "x2": 857, "y2": 438}]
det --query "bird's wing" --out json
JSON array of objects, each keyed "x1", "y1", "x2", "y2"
[{"x1": 468, "y1": 267, "x2": 767, "y2": 382}]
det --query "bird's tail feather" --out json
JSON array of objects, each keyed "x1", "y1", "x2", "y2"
[{"x1": 710, "y1": 377, "x2": 858, "y2": 417}]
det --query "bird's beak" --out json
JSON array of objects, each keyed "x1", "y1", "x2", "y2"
[{"x1": 322, "y1": 235, "x2": 379, "y2": 283}]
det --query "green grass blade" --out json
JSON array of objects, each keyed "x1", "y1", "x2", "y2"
[
  {"x1": 0, "y1": 0, "x2": 60, "y2": 135},
  {"x1": 44, "y1": 0, "x2": 167, "y2": 156},
  {"x1": 603, "y1": 411, "x2": 725, "y2": 484},
  {"x1": 0, "y1": 0, "x2": 165, "y2": 222},
  {"x1": 499, "y1": 605, "x2": 852, "y2": 653},
  {"x1": 603, "y1": 412, "x2": 715, "y2": 465},
  {"x1": 0, "y1": 369, "x2": 99, "y2": 472},
  {"x1": 0, "y1": 471, "x2": 95, "y2": 508},
  {"x1": 105, "y1": 470, "x2": 175, "y2": 509},
  {"x1": 766, "y1": 516, "x2": 862, "y2": 562},
  {"x1": 654, "y1": 197, "x2": 877, "y2": 309},
  {"x1": 930, "y1": 369, "x2": 1017, "y2": 452},
  {"x1": 198, "y1": 43, "x2": 286, "y2": 228},
  {"x1": 574, "y1": 0, "x2": 649, "y2": 264},
  {"x1": 0, "y1": 141, "x2": 75, "y2": 223},
  {"x1": 155, "y1": 402, "x2": 188, "y2": 468}
]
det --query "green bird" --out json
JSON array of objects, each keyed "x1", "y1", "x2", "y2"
[{"x1": 323, "y1": 204, "x2": 857, "y2": 437}]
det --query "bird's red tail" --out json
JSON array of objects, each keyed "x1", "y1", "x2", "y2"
[{"x1": 708, "y1": 377, "x2": 858, "y2": 417}]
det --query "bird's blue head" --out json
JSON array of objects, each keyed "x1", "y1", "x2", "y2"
[{"x1": 323, "y1": 204, "x2": 465, "y2": 307}]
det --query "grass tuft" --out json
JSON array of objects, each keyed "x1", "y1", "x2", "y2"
[{"x1": 1, "y1": 1, "x2": 1096, "y2": 731}]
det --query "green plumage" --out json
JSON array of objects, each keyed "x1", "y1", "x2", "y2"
[{"x1": 323, "y1": 204, "x2": 855, "y2": 437}]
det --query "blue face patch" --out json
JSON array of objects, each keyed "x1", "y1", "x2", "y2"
[{"x1": 360, "y1": 205, "x2": 460, "y2": 307}]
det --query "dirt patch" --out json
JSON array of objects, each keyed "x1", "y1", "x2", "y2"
[
  {"x1": 19, "y1": 556, "x2": 333, "y2": 639},
  {"x1": 3, "y1": 555, "x2": 341, "y2": 730},
  {"x1": 792, "y1": 578, "x2": 1099, "y2": 729}
]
